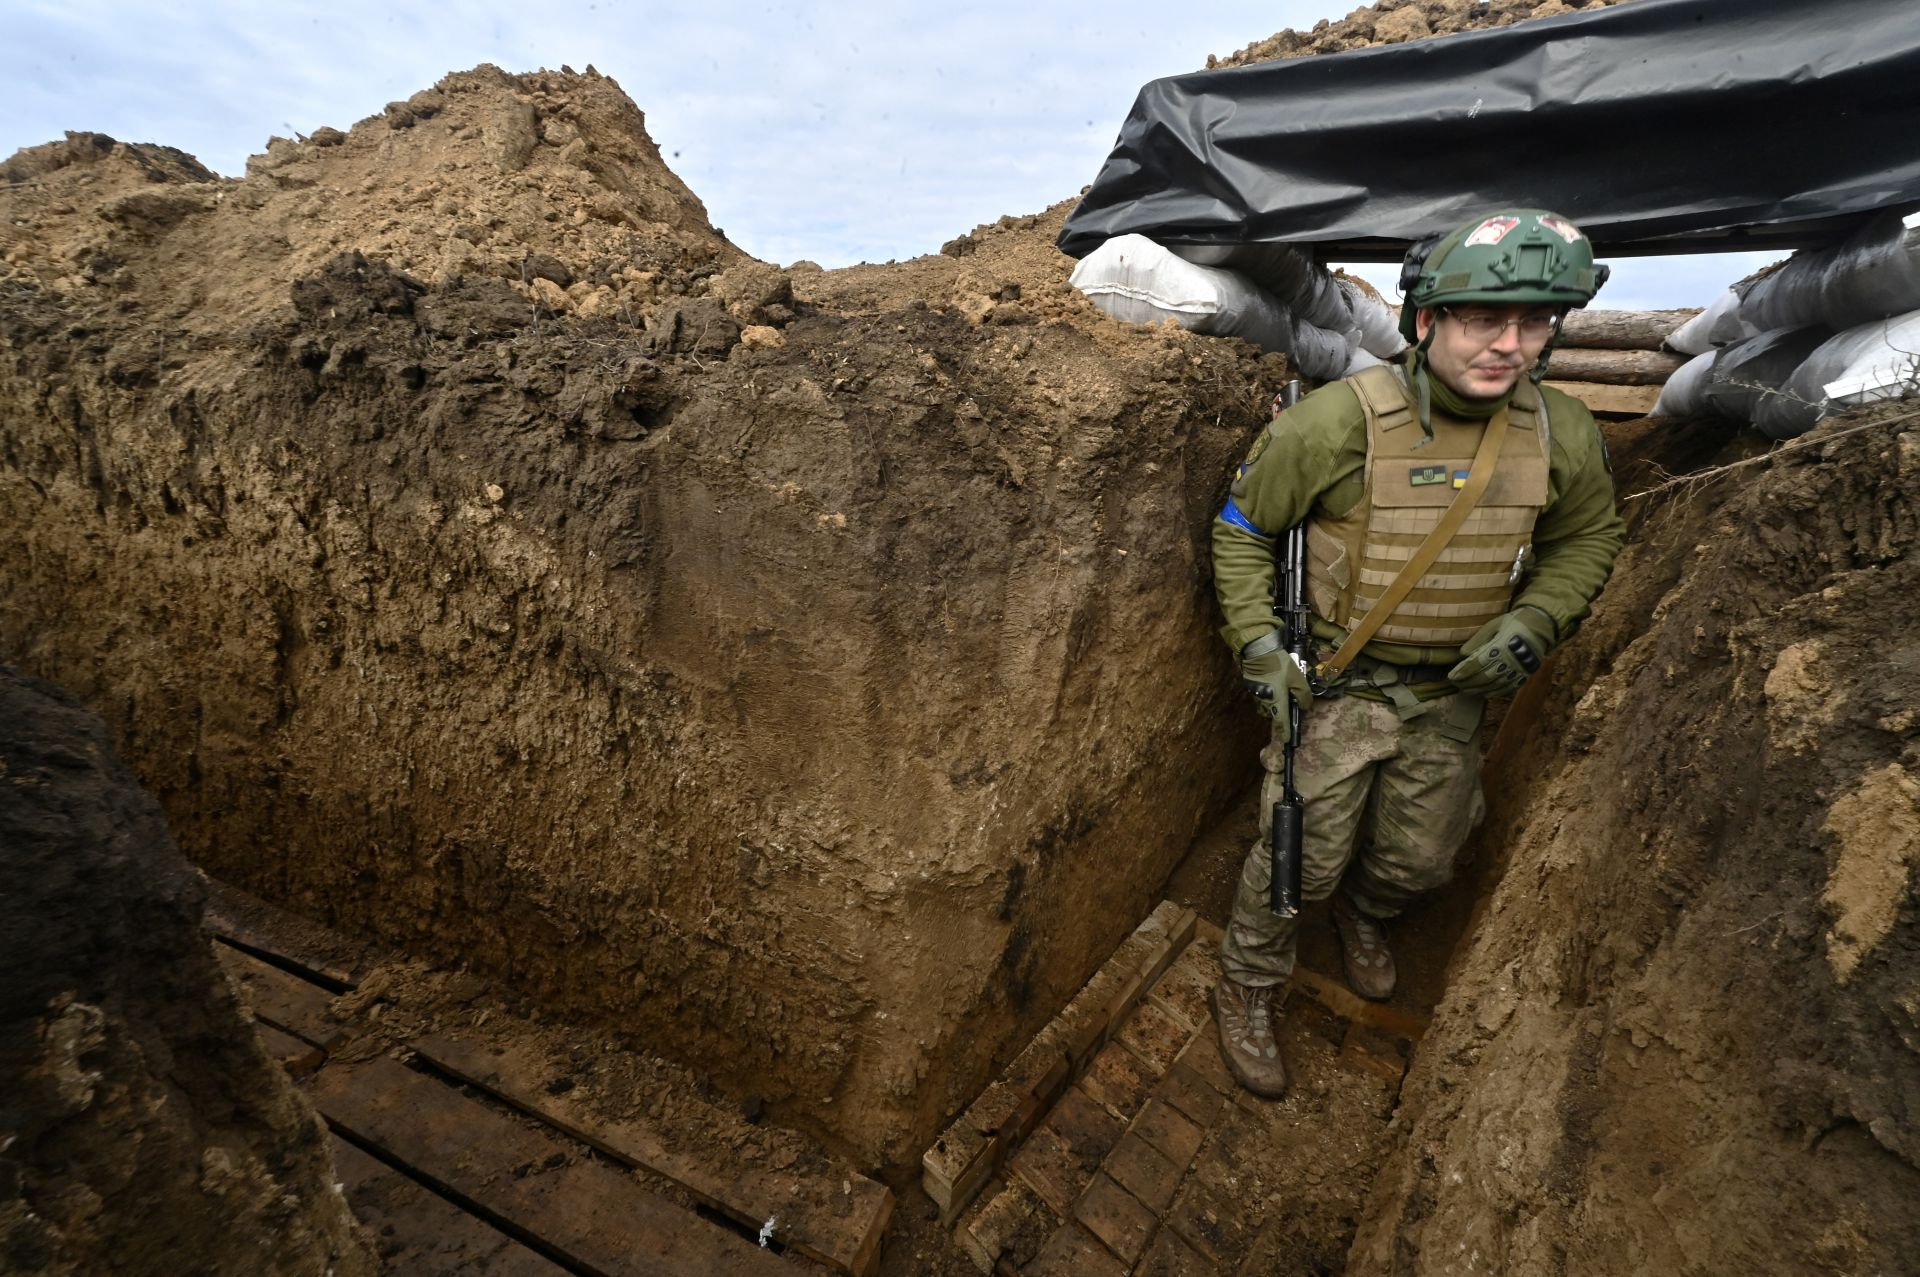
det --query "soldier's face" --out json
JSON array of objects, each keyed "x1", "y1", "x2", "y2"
[{"x1": 1415, "y1": 304, "x2": 1558, "y2": 400}]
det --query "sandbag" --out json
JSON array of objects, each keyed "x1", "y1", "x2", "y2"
[
  {"x1": 1069, "y1": 234, "x2": 1290, "y2": 353},
  {"x1": 1754, "y1": 307, "x2": 1920, "y2": 439},
  {"x1": 1337, "y1": 276, "x2": 1409, "y2": 360},
  {"x1": 1288, "y1": 316, "x2": 1360, "y2": 382},
  {"x1": 1342, "y1": 346, "x2": 1389, "y2": 378},
  {"x1": 1703, "y1": 326, "x2": 1835, "y2": 422},
  {"x1": 1652, "y1": 349, "x2": 1717, "y2": 417},
  {"x1": 1666, "y1": 288, "x2": 1761, "y2": 355},
  {"x1": 1737, "y1": 211, "x2": 1920, "y2": 333},
  {"x1": 1171, "y1": 243, "x2": 1354, "y2": 333}
]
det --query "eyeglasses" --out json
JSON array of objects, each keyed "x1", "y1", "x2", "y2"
[{"x1": 1443, "y1": 309, "x2": 1562, "y2": 341}]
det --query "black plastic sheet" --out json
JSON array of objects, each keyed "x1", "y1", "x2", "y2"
[{"x1": 1059, "y1": 0, "x2": 1920, "y2": 262}]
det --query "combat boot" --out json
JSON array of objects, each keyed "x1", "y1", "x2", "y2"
[
  {"x1": 1210, "y1": 976, "x2": 1288, "y2": 1098},
  {"x1": 1332, "y1": 891, "x2": 1396, "y2": 1001}
]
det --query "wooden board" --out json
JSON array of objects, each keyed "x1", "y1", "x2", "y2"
[
  {"x1": 308, "y1": 1055, "x2": 793, "y2": 1277},
  {"x1": 1288, "y1": 967, "x2": 1429, "y2": 1043},
  {"x1": 1544, "y1": 380, "x2": 1663, "y2": 418},
  {"x1": 203, "y1": 878, "x2": 361, "y2": 988},
  {"x1": 254, "y1": 1022, "x2": 326, "y2": 1078},
  {"x1": 412, "y1": 1032, "x2": 893, "y2": 1277},
  {"x1": 923, "y1": 902, "x2": 1196, "y2": 1225},
  {"x1": 330, "y1": 1135, "x2": 570, "y2": 1277},
  {"x1": 217, "y1": 944, "x2": 346, "y2": 1049}
]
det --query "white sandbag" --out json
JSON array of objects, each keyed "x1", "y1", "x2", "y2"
[
  {"x1": 1069, "y1": 234, "x2": 1290, "y2": 353},
  {"x1": 1753, "y1": 307, "x2": 1920, "y2": 439},
  {"x1": 1651, "y1": 348, "x2": 1717, "y2": 417},
  {"x1": 1171, "y1": 243, "x2": 1355, "y2": 333},
  {"x1": 1737, "y1": 211, "x2": 1920, "y2": 334},
  {"x1": 1666, "y1": 288, "x2": 1760, "y2": 355},
  {"x1": 1337, "y1": 276, "x2": 1409, "y2": 359}
]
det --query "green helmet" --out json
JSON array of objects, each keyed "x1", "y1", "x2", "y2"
[{"x1": 1396, "y1": 209, "x2": 1609, "y2": 341}]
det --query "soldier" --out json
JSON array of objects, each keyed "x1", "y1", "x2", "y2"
[{"x1": 1208, "y1": 209, "x2": 1627, "y2": 1098}]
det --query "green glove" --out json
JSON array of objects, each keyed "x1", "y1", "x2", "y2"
[
  {"x1": 1448, "y1": 606, "x2": 1558, "y2": 697},
  {"x1": 1239, "y1": 630, "x2": 1312, "y2": 718}
]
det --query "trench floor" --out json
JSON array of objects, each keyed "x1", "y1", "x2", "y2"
[
  {"x1": 209, "y1": 747, "x2": 1496, "y2": 1277},
  {"x1": 207, "y1": 882, "x2": 891, "y2": 1277}
]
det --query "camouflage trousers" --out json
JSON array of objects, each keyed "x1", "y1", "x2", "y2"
[{"x1": 1218, "y1": 690, "x2": 1487, "y2": 988}]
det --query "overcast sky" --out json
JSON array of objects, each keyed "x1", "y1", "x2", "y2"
[{"x1": 9, "y1": 0, "x2": 1775, "y2": 309}]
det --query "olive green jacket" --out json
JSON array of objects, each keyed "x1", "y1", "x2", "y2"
[{"x1": 1212, "y1": 377, "x2": 1626, "y2": 665}]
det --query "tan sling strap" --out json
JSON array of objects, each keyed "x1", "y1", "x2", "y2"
[{"x1": 1316, "y1": 403, "x2": 1512, "y2": 684}]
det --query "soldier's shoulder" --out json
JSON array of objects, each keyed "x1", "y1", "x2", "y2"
[
  {"x1": 1532, "y1": 382, "x2": 1617, "y2": 481},
  {"x1": 1537, "y1": 383, "x2": 1605, "y2": 451},
  {"x1": 1280, "y1": 379, "x2": 1365, "y2": 434},
  {"x1": 1536, "y1": 381, "x2": 1602, "y2": 427}
]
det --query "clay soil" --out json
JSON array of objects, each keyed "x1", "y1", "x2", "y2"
[
  {"x1": 4, "y1": 0, "x2": 1919, "y2": 1273},
  {"x1": 0, "y1": 64, "x2": 1278, "y2": 1179}
]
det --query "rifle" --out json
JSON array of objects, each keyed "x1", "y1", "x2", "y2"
[{"x1": 1270, "y1": 379, "x2": 1307, "y2": 918}]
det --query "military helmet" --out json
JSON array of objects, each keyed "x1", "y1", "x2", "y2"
[{"x1": 1397, "y1": 209, "x2": 1609, "y2": 341}]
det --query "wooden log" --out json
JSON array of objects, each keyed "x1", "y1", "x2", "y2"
[
  {"x1": 330, "y1": 1136, "x2": 569, "y2": 1277},
  {"x1": 1557, "y1": 307, "x2": 1699, "y2": 350},
  {"x1": 411, "y1": 1033, "x2": 893, "y2": 1277},
  {"x1": 1543, "y1": 381, "x2": 1663, "y2": 418},
  {"x1": 1544, "y1": 347, "x2": 1690, "y2": 385},
  {"x1": 309, "y1": 1056, "x2": 793, "y2": 1277}
]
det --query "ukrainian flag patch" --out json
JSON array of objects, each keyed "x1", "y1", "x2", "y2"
[
  {"x1": 1451, "y1": 469, "x2": 1470, "y2": 490},
  {"x1": 1409, "y1": 465, "x2": 1447, "y2": 487}
]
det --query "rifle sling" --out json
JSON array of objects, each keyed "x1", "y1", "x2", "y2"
[{"x1": 1318, "y1": 406, "x2": 1510, "y2": 684}]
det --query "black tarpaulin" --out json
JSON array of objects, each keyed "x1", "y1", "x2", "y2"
[{"x1": 1058, "y1": 0, "x2": 1920, "y2": 262}]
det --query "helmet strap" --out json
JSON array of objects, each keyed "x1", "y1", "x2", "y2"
[
  {"x1": 1529, "y1": 314, "x2": 1566, "y2": 384},
  {"x1": 1407, "y1": 327, "x2": 1439, "y2": 445}
]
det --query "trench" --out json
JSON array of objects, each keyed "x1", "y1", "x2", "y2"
[{"x1": 7, "y1": 43, "x2": 1920, "y2": 1274}]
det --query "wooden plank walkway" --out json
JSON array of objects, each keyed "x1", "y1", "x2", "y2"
[
  {"x1": 216, "y1": 943, "x2": 346, "y2": 1049},
  {"x1": 415, "y1": 1033, "x2": 891, "y2": 1277},
  {"x1": 310, "y1": 1055, "x2": 795, "y2": 1277},
  {"x1": 331, "y1": 1135, "x2": 570, "y2": 1277},
  {"x1": 208, "y1": 876, "x2": 878, "y2": 1273},
  {"x1": 204, "y1": 879, "x2": 361, "y2": 987},
  {"x1": 945, "y1": 913, "x2": 1429, "y2": 1275}
]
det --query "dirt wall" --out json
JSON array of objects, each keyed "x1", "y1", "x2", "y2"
[
  {"x1": 1350, "y1": 408, "x2": 1920, "y2": 1273},
  {"x1": 0, "y1": 69, "x2": 1276, "y2": 1169},
  {"x1": 0, "y1": 668, "x2": 374, "y2": 1277}
]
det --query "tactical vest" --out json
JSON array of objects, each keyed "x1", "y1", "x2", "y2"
[{"x1": 1305, "y1": 366, "x2": 1551, "y2": 648}]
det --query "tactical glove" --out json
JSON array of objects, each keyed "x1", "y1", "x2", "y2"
[
  {"x1": 1448, "y1": 606, "x2": 1558, "y2": 697},
  {"x1": 1239, "y1": 630, "x2": 1312, "y2": 719}
]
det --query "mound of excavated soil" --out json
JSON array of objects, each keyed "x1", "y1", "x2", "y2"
[
  {"x1": 1211, "y1": 0, "x2": 1634, "y2": 65},
  {"x1": 0, "y1": 65, "x2": 1282, "y2": 1171},
  {"x1": 1349, "y1": 404, "x2": 1920, "y2": 1273},
  {"x1": 0, "y1": 668, "x2": 373, "y2": 1277}
]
